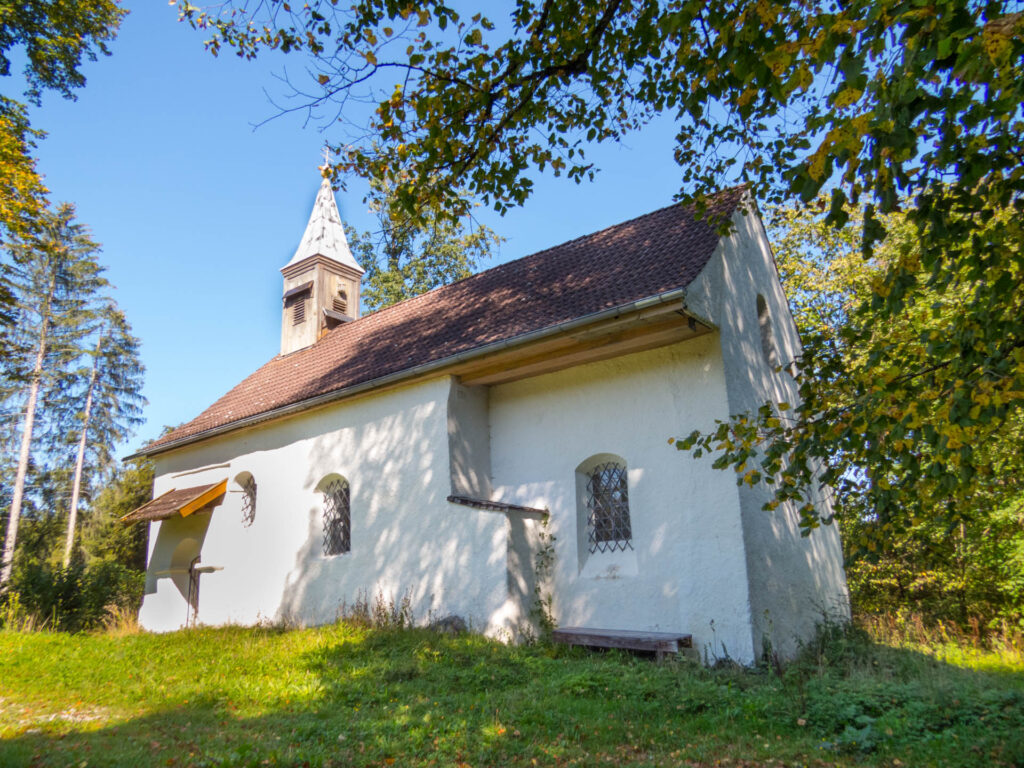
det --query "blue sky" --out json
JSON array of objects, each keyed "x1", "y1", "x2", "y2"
[{"x1": 28, "y1": 1, "x2": 693, "y2": 454}]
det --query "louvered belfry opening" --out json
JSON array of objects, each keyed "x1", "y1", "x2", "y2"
[
  {"x1": 322, "y1": 477, "x2": 351, "y2": 556},
  {"x1": 333, "y1": 289, "x2": 348, "y2": 315},
  {"x1": 586, "y1": 462, "x2": 632, "y2": 553},
  {"x1": 287, "y1": 294, "x2": 306, "y2": 325}
]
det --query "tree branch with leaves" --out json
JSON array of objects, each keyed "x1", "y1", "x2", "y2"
[
  {"x1": 180, "y1": 0, "x2": 1024, "y2": 540},
  {"x1": 346, "y1": 176, "x2": 501, "y2": 312}
]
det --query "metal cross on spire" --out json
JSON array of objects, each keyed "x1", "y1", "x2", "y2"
[{"x1": 321, "y1": 145, "x2": 331, "y2": 171}]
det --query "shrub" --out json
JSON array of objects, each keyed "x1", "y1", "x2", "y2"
[{"x1": 1, "y1": 560, "x2": 143, "y2": 632}]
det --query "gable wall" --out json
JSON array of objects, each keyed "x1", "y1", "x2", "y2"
[
  {"x1": 140, "y1": 376, "x2": 512, "y2": 634},
  {"x1": 684, "y1": 204, "x2": 850, "y2": 660},
  {"x1": 489, "y1": 335, "x2": 757, "y2": 663}
]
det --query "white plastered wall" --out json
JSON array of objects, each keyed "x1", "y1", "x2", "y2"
[
  {"x1": 139, "y1": 376, "x2": 512, "y2": 635},
  {"x1": 489, "y1": 336, "x2": 758, "y2": 664},
  {"x1": 684, "y1": 201, "x2": 850, "y2": 660}
]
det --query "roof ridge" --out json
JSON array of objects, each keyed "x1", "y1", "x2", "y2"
[{"x1": 504, "y1": 186, "x2": 745, "y2": 265}]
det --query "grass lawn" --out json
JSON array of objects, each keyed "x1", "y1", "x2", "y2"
[{"x1": 1, "y1": 620, "x2": 1022, "y2": 767}]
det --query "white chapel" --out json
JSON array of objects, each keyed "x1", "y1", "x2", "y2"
[{"x1": 125, "y1": 173, "x2": 848, "y2": 663}]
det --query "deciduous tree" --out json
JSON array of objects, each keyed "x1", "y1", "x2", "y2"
[
  {"x1": 181, "y1": 0, "x2": 1024, "y2": 537},
  {"x1": 346, "y1": 177, "x2": 500, "y2": 312},
  {"x1": 0, "y1": 0, "x2": 126, "y2": 349},
  {"x1": 766, "y1": 200, "x2": 1024, "y2": 625}
]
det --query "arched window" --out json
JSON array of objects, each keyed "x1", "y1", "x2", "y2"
[
  {"x1": 235, "y1": 472, "x2": 257, "y2": 527},
  {"x1": 318, "y1": 475, "x2": 351, "y2": 556},
  {"x1": 578, "y1": 456, "x2": 632, "y2": 554},
  {"x1": 756, "y1": 294, "x2": 779, "y2": 369}
]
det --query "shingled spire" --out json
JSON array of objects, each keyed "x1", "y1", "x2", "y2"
[
  {"x1": 284, "y1": 175, "x2": 363, "y2": 273},
  {"x1": 280, "y1": 165, "x2": 364, "y2": 356}
]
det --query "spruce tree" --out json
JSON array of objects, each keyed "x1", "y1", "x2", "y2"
[
  {"x1": 62, "y1": 303, "x2": 145, "y2": 566},
  {"x1": 0, "y1": 204, "x2": 106, "y2": 585}
]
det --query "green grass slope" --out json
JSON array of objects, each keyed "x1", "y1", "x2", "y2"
[{"x1": 1, "y1": 621, "x2": 1022, "y2": 767}]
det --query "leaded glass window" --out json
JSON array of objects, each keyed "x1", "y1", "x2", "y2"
[
  {"x1": 240, "y1": 475, "x2": 257, "y2": 527},
  {"x1": 322, "y1": 477, "x2": 351, "y2": 556},
  {"x1": 586, "y1": 462, "x2": 632, "y2": 554}
]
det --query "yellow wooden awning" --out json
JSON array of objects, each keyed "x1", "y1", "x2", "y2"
[{"x1": 121, "y1": 479, "x2": 227, "y2": 525}]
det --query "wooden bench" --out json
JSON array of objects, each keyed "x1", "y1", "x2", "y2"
[{"x1": 552, "y1": 627, "x2": 693, "y2": 661}]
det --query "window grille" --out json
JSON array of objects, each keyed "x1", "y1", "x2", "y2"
[
  {"x1": 322, "y1": 477, "x2": 351, "y2": 556},
  {"x1": 240, "y1": 475, "x2": 257, "y2": 527},
  {"x1": 586, "y1": 462, "x2": 632, "y2": 553}
]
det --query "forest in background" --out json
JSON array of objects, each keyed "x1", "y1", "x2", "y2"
[{"x1": 0, "y1": 201, "x2": 147, "y2": 630}]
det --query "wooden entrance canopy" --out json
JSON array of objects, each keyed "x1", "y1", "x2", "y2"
[{"x1": 121, "y1": 479, "x2": 227, "y2": 525}]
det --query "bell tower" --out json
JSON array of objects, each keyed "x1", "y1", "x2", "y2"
[{"x1": 280, "y1": 165, "x2": 363, "y2": 356}]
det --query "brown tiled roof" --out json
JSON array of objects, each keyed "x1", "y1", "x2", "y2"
[
  {"x1": 142, "y1": 189, "x2": 744, "y2": 455},
  {"x1": 121, "y1": 480, "x2": 227, "y2": 524}
]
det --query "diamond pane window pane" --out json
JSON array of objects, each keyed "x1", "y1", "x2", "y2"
[
  {"x1": 322, "y1": 478, "x2": 351, "y2": 556},
  {"x1": 241, "y1": 476, "x2": 257, "y2": 527},
  {"x1": 586, "y1": 462, "x2": 632, "y2": 554}
]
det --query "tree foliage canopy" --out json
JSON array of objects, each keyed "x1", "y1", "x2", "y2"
[
  {"x1": 0, "y1": 0, "x2": 126, "y2": 357},
  {"x1": 182, "y1": 1, "x2": 1022, "y2": 223},
  {"x1": 183, "y1": 0, "x2": 1024, "y2": 536},
  {"x1": 346, "y1": 177, "x2": 500, "y2": 312},
  {"x1": 0, "y1": 0, "x2": 125, "y2": 104},
  {"x1": 79, "y1": 457, "x2": 152, "y2": 572},
  {"x1": 765, "y1": 201, "x2": 1024, "y2": 625},
  {"x1": 2, "y1": 202, "x2": 109, "y2": 433},
  {"x1": 66, "y1": 304, "x2": 146, "y2": 480},
  {"x1": 0, "y1": 0, "x2": 125, "y2": 241}
]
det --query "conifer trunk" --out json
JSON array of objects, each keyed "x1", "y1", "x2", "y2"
[
  {"x1": 1, "y1": 274, "x2": 55, "y2": 586},
  {"x1": 62, "y1": 333, "x2": 103, "y2": 567}
]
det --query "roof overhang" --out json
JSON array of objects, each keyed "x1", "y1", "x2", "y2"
[
  {"x1": 128, "y1": 289, "x2": 715, "y2": 460},
  {"x1": 282, "y1": 281, "x2": 313, "y2": 302},
  {"x1": 446, "y1": 296, "x2": 708, "y2": 386},
  {"x1": 323, "y1": 307, "x2": 354, "y2": 328},
  {"x1": 121, "y1": 479, "x2": 228, "y2": 525}
]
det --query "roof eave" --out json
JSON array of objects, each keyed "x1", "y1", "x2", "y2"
[{"x1": 128, "y1": 285, "x2": 714, "y2": 461}]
